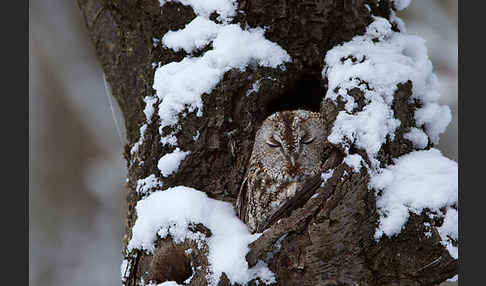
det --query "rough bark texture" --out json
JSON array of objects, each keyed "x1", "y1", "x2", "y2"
[{"x1": 77, "y1": 0, "x2": 457, "y2": 285}]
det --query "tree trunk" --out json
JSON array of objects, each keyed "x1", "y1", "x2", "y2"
[{"x1": 77, "y1": 0, "x2": 457, "y2": 285}]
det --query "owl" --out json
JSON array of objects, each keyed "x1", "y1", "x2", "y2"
[{"x1": 237, "y1": 110, "x2": 329, "y2": 233}]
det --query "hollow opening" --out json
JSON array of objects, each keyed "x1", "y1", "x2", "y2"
[{"x1": 264, "y1": 74, "x2": 325, "y2": 117}]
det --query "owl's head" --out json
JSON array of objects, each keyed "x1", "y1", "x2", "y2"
[{"x1": 252, "y1": 110, "x2": 327, "y2": 182}]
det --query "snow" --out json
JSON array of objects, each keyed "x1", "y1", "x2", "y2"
[
  {"x1": 323, "y1": 15, "x2": 457, "y2": 260},
  {"x1": 327, "y1": 101, "x2": 400, "y2": 168},
  {"x1": 447, "y1": 275, "x2": 458, "y2": 282},
  {"x1": 144, "y1": 281, "x2": 183, "y2": 286},
  {"x1": 154, "y1": 24, "x2": 291, "y2": 130},
  {"x1": 370, "y1": 149, "x2": 458, "y2": 258},
  {"x1": 120, "y1": 259, "x2": 130, "y2": 282},
  {"x1": 158, "y1": 282, "x2": 183, "y2": 286},
  {"x1": 437, "y1": 207, "x2": 458, "y2": 259},
  {"x1": 389, "y1": 10, "x2": 406, "y2": 33},
  {"x1": 323, "y1": 17, "x2": 451, "y2": 167},
  {"x1": 159, "y1": 0, "x2": 237, "y2": 21},
  {"x1": 394, "y1": 0, "x2": 412, "y2": 11},
  {"x1": 143, "y1": 96, "x2": 158, "y2": 123},
  {"x1": 193, "y1": 130, "x2": 200, "y2": 141},
  {"x1": 160, "y1": 133, "x2": 178, "y2": 146},
  {"x1": 154, "y1": 0, "x2": 290, "y2": 134},
  {"x1": 423, "y1": 222, "x2": 432, "y2": 238},
  {"x1": 136, "y1": 174, "x2": 164, "y2": 196},
  {"x1": 404, "y1": 127, "x2": 428, "y2": 149},
  {"x1": 157, "y1": 148, "x2": 190, "y2": 177},
  {"x1": 153, "y1": 37, "x2": 161, "y2": 48},
  {"x1": 130, "y1": 124, "x2": 148, "y2": 155},
  {"x1": 343, "y1": 154, "x2": 363, "y2": 173},
  {"x1": 320, "y1": 169, "x2": 335, "y2": 187},
  {"x1": 163, "y1": 16, "x2": 220, "y2": 54},
  {"x1": 414, "y1": 101, "x2": 451, "y2": 144},
  {"x1": 246, "y1": 79, "x2": 261, "y2": 96},
  {"x1": 127, "y1": 186, "x2": 275, "y2": 285}
]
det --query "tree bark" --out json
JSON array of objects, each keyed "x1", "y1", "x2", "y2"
[{"x1": 77, "y1": 0, "x2": 457, "y2": 285}]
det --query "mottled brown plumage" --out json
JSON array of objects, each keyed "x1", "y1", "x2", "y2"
[{"x1": 237, "y1": 110, "x2": 329, "y2": 233}]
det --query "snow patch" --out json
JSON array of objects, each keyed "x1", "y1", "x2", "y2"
[
  {"x1": 437, "y1": 207, "x2": 458, "y2": 259},
  {"x1": 320, "y1": 169, "x2": 335, "y2": 187},
  {"x1": 127, "y1": 187, "x2": 275, "y2": 285},
  {"x1": 327, "y1": 101, "x2": 400, "y2": 167},
  {"x1": 157, "y1": 148, "x2": 190, "y2": 177},
  {"x1": 154, "y1": 0, "x2": 290, "y2": 134},
  {"x1": 344, "y1": 154, "x2": 363, "y2": 173},
  {"x1": 120, "y1": 259, "x2": 130, "y2": 282},
  {"x1": 159, "y1": 0, "x2": 237, "y2": 21},
  {"x1": 158, "y1": 282, "x2": 183, "y2": 286},
  {"x1": 323, "y1": 17, "x2": 451, "y2": 167},
  {"x1": 145, "y1": 281, "x2": 183, "y2": 286},
  {"x1": 154, "y1": 24, "x2": 291, "y2": 130},
  {"x1": 130, "y1": 124, "x2": 148, "y2": 155},
  {"x1": 152, "y1": 37, "x2": 161, "y2": 48},
  {"x1": 447, "y1": 275, "x2": 458, "y2": 282},
  {"x1": 325, "y1": 17, "x2": 458, "y2": 256},
  {"x1": 324, "y1": 17, "x2": 457, "y2": 255},
  {"x1": 160, "y1": 131, "x2": 179, "y2": 147},
  {"x1": 423, "y1": 222, "x2": 432, "y2": 238},
  {"x1": 394, "y1": 0, "x2": 412, "y2": 11},
  {"x1": 193, "y1": 130, "x2": 200, "y2": 142},
  {"x1": 403, "y1": 127, "x2": 428, "y2": 149},
  {"x1": 246, "y1": 79, "x2": 261, "y2": 96},
  {"x1": 370, "y1": 149, "x2": 458, "y2": 258},
  {"x1": 136, "y1": 174, "x2": 164, "y2": 196},
  {"x1": 163, "y1": 16, "x2": 220, "y2": 54},
  {"x1": 414, "y1": 102, "x2": 451, "y2": 144},
  {"x1": 143, "y1": 96, "x2": 158, "y2": 123}
]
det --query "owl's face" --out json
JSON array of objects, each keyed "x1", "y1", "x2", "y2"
[{"x1": 252, "y1": 110, "x2": 326, "y2": 182}]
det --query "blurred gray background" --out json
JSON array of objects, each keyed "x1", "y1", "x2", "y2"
[{"x1": 28, "y1": 1, "x2": 458, "y2": 285}]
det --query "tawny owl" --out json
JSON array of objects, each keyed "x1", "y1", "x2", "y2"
[{"x1": 237, "y1": 110, "x2": 330, "y2": 233}]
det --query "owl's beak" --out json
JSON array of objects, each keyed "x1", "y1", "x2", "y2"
[
  {"x1": 290, "y1": 156, "x2": 296, "y2": 167},
  {"x1": 289, "y1": 153, "x2": 299, "y2": 167}
]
